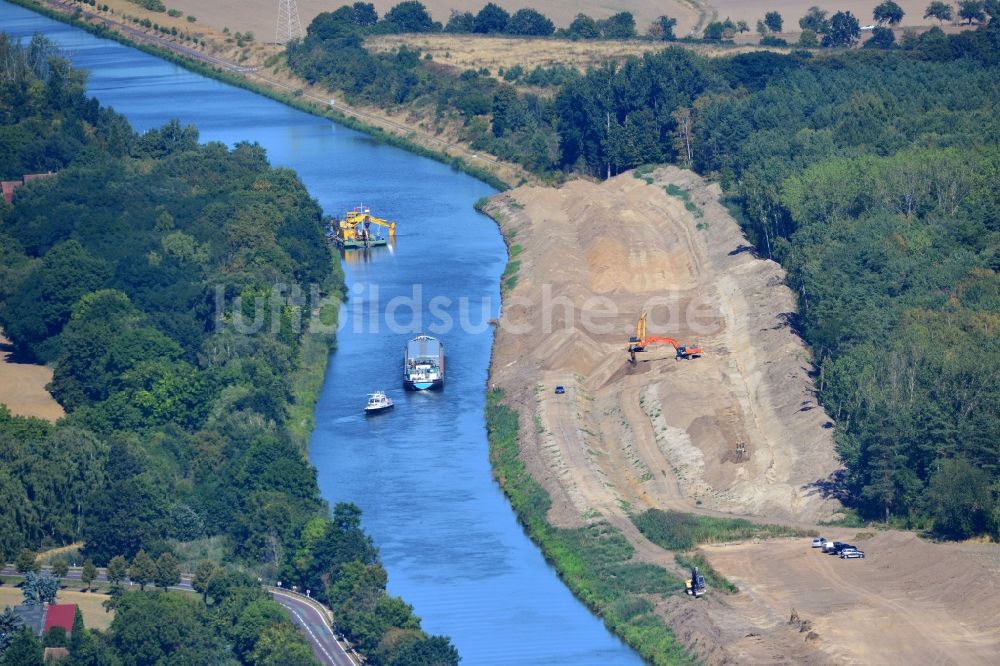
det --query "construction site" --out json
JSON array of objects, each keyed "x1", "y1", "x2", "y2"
[{"x1": 483, "y1": 166, "x2": 1000, "y2": 664}]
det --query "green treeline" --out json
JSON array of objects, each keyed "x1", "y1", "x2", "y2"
[
  {"x1": 2, "y1": 573, "x2": 319, "y2": 664},
  {"x1": 291, "y1": 14, "x2": 1000, "y2": 537},
  {"x1": 0, "y1": 33, "x2": 457, "y2": 664}
]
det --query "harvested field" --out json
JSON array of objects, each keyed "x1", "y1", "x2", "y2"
[
  {"x1": 161, "y1": 0, "x2": 702, "y2": 42},
  {"x1": 366, "y1": 33, "x2": 778, "y2": 78},
  {"x1": 709, "y1": 0, "x2": 959, "y2": 32},
  {"x1": 0, "y1": 330, "x2": 63, "y2": 422}
]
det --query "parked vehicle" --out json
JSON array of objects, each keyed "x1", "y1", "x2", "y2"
[
  {"x1": 840, "y1": 549, "x2": 865, "y2": 559},
  {"x1": 830, "y1": 543, "x2": 856, "y2": 555},
  {"x1": 822, "y1": 540, "x2": 842, "y2": 553},
  {"x1": 811, "y1": 537, "x2": 825, "y2": 548},
  {"x1": 554, "y1": 385, "x2": 565, "y2": 394}
]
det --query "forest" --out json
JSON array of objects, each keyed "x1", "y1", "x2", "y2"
[
  {"x1": 0, "y1": 33, "x2": 457, "y2": 665},
  {"x1": 288, "y1": 6, "x2": 1000, "y2": 537}
]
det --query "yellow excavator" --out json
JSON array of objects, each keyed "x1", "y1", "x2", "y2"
[
  {"x1": 329, "y1": 207, "x2": 397, "y2": 249},
  {"x1": 685, "y1": 566, "x2": 707, "y2": 597},
  {"x1": 627, "y1": 311, "x2": 703, "y2": 364}
]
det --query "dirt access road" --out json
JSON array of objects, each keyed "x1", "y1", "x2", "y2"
[{"x1": 483, "y1": 167, "x2": 1000, "y2": 663}]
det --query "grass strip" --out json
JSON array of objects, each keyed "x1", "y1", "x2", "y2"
[
  {"x1": 486, "y1": 388, "x2": 695, "y2": 665},
  {"x1": 633, "y1": 508, "x2": 807, "y2": 551}
]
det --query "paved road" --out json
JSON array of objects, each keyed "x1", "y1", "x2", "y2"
[
  {"x1": 2, "y1": 565, "x2": 355, "y2": 665},
  {"x1": 270, "y1": 589, "x2": 358, "y2": 666}
]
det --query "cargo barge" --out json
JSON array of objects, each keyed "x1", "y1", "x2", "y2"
[{"x1": 404, "y1": 335, "x2": 444, "y2": 390}]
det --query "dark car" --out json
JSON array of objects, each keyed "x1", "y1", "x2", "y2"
[
  {"x1": 554, "y1": 385, "x2": 565, "y2": 394},
  {"x1": 830, "y1": 543, "x2": 856, "y2": 555}
]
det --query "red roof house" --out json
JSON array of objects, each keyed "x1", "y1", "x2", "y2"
[
  {"x1": 1, "y1": 171, "x2": 56, "y2": 203},
  {"x1": 43, "y1": 604, "x2": 76, "y2": 636}
]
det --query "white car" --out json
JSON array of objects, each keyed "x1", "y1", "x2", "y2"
[
  {"x1": 811, "y1": 537, "x2": 825, "y2": 548},
  {"x1": 840, "y1": 548, "x2": 865, "y2": 559},
  {"x1": 860, "y1": 24, "x2": 876, "y2": 31}
]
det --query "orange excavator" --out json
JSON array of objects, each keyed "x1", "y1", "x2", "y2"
[{"x1": 627, "y1": 311, "x2": 703, "y2": 364}]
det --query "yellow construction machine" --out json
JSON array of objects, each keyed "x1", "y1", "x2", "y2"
[{"x1": 329, "y1": 207, "x2": 396, "y2": 249}]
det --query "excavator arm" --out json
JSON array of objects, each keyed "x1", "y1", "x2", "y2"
[
  {"x1": 627, "y1": 312, "x2": 703, "y2": 363},
  {"x1": 342, "y1": 208, "x2": 397, "y2": 237}
]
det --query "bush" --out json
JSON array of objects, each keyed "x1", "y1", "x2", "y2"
[{"x1": 633, "y1": 509, "x2": 805, "y2": 550}]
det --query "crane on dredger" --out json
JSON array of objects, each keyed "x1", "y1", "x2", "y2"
[{"x1": 627, "y1": 311, "x2": 704, "y2": 364}]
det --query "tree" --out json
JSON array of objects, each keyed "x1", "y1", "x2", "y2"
[
  {"x1": 68, "y1": 607, "x2": 85, "y2": 653},
  {"x1": 756, "y1": 19, "x2": 768, "y2": 35},
  {"x1": 800, "y1": 6, "x2": 830, "y2": 32},
  {"x1": 444, "y1": 10, "x2": 474, "y2": 32},
  {"x1": 128, "y1": 549, "x2": 156, "y2": 591},
  {"x1": 865, "y1": 25, "x2": 897, "y2": 47},
  {"x1": 382, "y1": 1, "x2": 437, "y2": 33},
  {"x1": 192, "y1": 560, "x2": 219, "y2": 603},
  {"x1": 567, "y1": 13, "x2": 599, "y2": 39},
  {"x1": 388, "y1": 635, "x2": 460, "y2": 666},
  {"x1": 154, "y1": 553, "x2": 181, "y2": 590},
  {"x1": 600, "y1": 12, "x2": 637, "y2": 39},
  {"x1": 924, "y1": 1, "x2": 954, "y2": 23},
  {"x1": 928, "y1": 458, "x2": 992, "y2": 538},
  {"x1": 21, "y1": 572, "x2": 58, "y2": 606},
  {"x1": 507, "y1": 8, "x2": 554, "y2": 36},
  {"x1": 0, "y1": 629, "x2": 42, "y2": 665},
  {"x1": 14, "y1": 549, "x2": 38, "y2": 575},
  {"x1": 106, "y1": 555, "x2": 128, "y2": 586},
  {"x1": 50, "y1": 558, "x2": 69, "y2": 579},
  {"x1": 352, "y1": 2, "x2": 378, "y2": 27},
  {"x1": 249, "y1": 622, "x2": 316, "y2": 666},
  {"x1": 736, "y1": 20, "x2": 750, "y2": 33},
  {"x1": 703, "y1": 21, "x2": 726, "y2": 40},
  {"x1": 0, "y1": 608, "x2": 22, "y2": 657},
  {"x1": 822, "y1": 11, "x2": 861, "y2": 46},
  {"x1": 81, "y1": 559, "x2": 97, "y2": 591},
  {"x1": 873, "y1": 0, "x2": 906, "y2": 25},
  {"x1": 764, "y1": 11, "x2": 783, "y2": 32},
  {"x1": 651, "y1": 15, "x2": 678, "y2": 41},
  {"x1": 799, "y1": 29, "x2": 819, "y2": 49},
  {"x1": 473, "y1": 3, "x2": 509, "y2": 34},
  {"x1": 43, "y1": 626, "x2": 66, "y2": 648},
  {"x1": 958, "y1": 0, "x2": 986, "y2": 22}
]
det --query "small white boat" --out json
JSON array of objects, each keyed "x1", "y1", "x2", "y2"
[{"x1": 365, "y1": 391, "x2": 394, "y2": 415}]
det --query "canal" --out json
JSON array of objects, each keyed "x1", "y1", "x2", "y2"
[{"x1": 0, "y1": 3, "x2": 643, "y2": 663}]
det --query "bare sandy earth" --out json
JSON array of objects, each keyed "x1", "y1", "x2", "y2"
[
  {"x1": 485, "y1": 166, "x2": 841, "y2": 529},
  {"x1": 703, "y1": 532, "x2": 1000, "y2": 665},
  {"x1": 483, "y1": 168, "x2": 1000, "y2": 663},
  {"x1": 0, "y1": 331, "x2": 63, "y2": 422}
]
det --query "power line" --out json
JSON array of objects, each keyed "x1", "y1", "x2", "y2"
[{"x1": 275, "y1": 0, "x2": 303, "y2": 45}]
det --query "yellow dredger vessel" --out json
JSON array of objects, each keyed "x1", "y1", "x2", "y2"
[{"x1": 327, "y1": 207, "x2": 397, "y2": 249}]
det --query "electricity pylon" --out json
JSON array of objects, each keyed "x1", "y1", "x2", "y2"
[{"x1": 275, "y1": 0, "x2": 303, "y2": 45}]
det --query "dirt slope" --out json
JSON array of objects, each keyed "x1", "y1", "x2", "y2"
[
  {"x1": 0, "y1": 331, "x2": 63, "y2": 422},
  {"x1": 485, "y1": 166, "x2": 841, "y2": 529},
  {"x1": 483, "y1": 168, "x2": 1000, "y2": 664}
]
